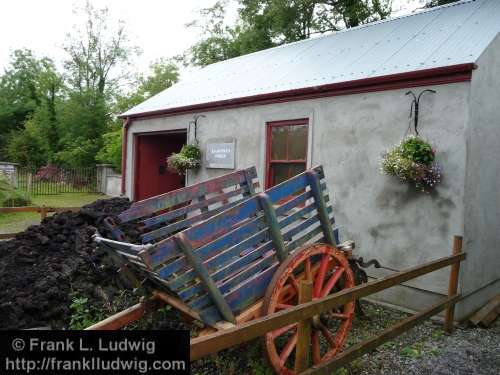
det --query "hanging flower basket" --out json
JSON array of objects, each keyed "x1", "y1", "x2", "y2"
[
  {"x1": 167, "y1": 144, "x2": 202, "y2": 175},
  {"x1": 381, "y1": 136, "x2": 442, "y2": 192}
]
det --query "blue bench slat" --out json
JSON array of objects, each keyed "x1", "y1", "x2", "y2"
[
  {"x1": 118, "y1": 167, "x2": 257, "y2": 223},
  {"x1": 218, "y1": 252, "x2": 277, "y2": 295},
  {"x1": 155, "y1": 216, "x2": 267, "y2": 280},
  {"x1": 186, "y1": 202, "x2": 327, "y2": 288},
  {"x1": 225, "y1": 263, "x2": 279, "y2": 314},
  {"x1": 140, "y1": 185, "x2": 251, "y2": 229},
  {"x1": 141, "y1": 199, "x2": 242, "y2": 243}
]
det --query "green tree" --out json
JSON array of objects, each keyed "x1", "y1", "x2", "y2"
[
  {"x1": 185, "y1": 1, "x2": 243, "y2": 66},
  {"x1": 63, "y1": 1, "x2": 138, "y2": 99},
  {"x1": 58, "y1": 0, "x2": 139, "y2": 167},
  {"x1": 97, "y1": 59, "x2": 180, "y2": 170},
  {"x1": 186, "y1": 0, "x2": 392, "y2": 67},
  {"x1": 96, "y1": 129, "x2": 122, "y2": 171},
  {"x1": 425, "y1": 0, "x2": 459, "y2": 7},
  {"x1": 0, "y1": 49, "x2": 62, "y2": 159},
  {"x1": 5, "y1": 118, "x2": 48, "y2": 168},
  {"x1": 138, "y1": 58, "x2": 179, "y2": 98},
  {"x1": 55, "y1": 92, "x2": 109, "y2": 168}
]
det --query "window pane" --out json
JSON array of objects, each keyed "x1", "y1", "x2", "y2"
[
  {"x1": 271, "y1": 164, "x2": 290, "y2": 186},
  {"x1": 288, "y1": 125, "x2": 308, "y2": 160},
  {"x1": 271, "y1": 126, "x2": 288, "y2": 160},
  {"x1": 271, "y1": 163, "x2": 306, "y2": 187},
  {"x1": 289, "y1": 163, "x2": 306, "y2": 177}
]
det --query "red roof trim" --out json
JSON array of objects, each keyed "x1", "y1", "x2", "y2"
[{"x1": 121, "y1": 63, "x2": 476, "y2": 120}]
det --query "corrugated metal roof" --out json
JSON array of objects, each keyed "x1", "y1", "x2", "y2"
[{"x1": 123, "y1": 0, "x2": 500, "y2": 117}]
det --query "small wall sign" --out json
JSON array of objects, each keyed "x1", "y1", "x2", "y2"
[{"x1": 206, "y1": 138, "x2": 236, "y2": 169}]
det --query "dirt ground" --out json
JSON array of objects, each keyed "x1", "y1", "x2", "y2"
[{"x1": 0, "y1": 198, "x2": 133, "y2": 329}]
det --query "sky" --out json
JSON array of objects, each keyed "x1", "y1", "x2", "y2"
[{"x1": 0, "y1": 0, "x2": 427, "y2": 79}]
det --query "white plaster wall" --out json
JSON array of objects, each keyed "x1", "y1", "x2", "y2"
[
  {"x1": 125, "y1": 82, "x2": 471, "y2": 315},
  {"x1": 460, "y1": 33, "x2": 500, "y2": 319},
  {"x1": 105, "y1": 175, "x2": 122, "y2": 197}
]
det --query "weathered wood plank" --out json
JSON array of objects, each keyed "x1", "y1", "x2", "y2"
[
  {"x1": 119, "y1": 167, "x2": 257, "y2": 222},
  {"x1": 469, "y1": 294, "x2": 500, "y2": 327},
  {"x1": 85, "y1": 299, "x2": 154, "y2": 330},
  {"x1": 258, "y1": 193, "x2": 287, "y2": 262},
  {"x1": 163, "y1": 197, "x2": 331, "y2": 291},
  {"x1": 306, "y1": 170, "x2": 336, "y2": 246},
  {"x1": 158, "y1": 215, "x2": 267, "y2": 279},
  {"x1": 152, "y1": 290, "x2": 202, "y2": 322},
  {"x1": 224, "y1": 263, "x2": 279, "y2": 313},
  {"x1": 146, "y1": 167, "x2": 328, "y2": 269},
  {"x1": 140, "y1": 185, "x2": 250, "y2": 229},
  {"x1": 175, "y1": 233, "x2": 236, "y2": 324},
  {"x1": 444, "y1": 236, "x2": 463, "y2": 333},
  {"x1": 141, "y1": 199, "x2": 242, "y2": 243}
]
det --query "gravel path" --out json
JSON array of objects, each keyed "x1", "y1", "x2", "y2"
[
  {"x1": 344, "y1": 302, "x2": 500, "y2": 375},
  {"x1": 191, "y1": 301, "x2": 500, "y2": 374}
]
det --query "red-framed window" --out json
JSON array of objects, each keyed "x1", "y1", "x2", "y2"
[{"x1": 266, "y1": 118, "x2": 309, "y2": 189}]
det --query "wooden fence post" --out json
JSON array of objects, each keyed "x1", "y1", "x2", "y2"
[
  {"x1": 295, "y1": 280, "x2": 313, "y2": 374},
  {"x1": 444, "y1": 235, "x2": 463, "y2": 333}
]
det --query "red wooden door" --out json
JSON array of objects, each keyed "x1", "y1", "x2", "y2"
[{"x1": 134, "y1": 132, "x2": 186, "y2": 201}]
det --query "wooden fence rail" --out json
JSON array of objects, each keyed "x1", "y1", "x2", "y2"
[
  {"x1": 190, "y1": 236, "x2": 465, "y2": 374},
  {"x1": 0, "y1": 206, "x2": 80, "y2": 239}
]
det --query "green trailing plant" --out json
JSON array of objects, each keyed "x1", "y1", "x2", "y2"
[
  {"x1": 381, "y1": 136, "x2": 442, "y2": 192},
  {"x1": 167, "y1": 144, "x2": 202, "y2": 175}
]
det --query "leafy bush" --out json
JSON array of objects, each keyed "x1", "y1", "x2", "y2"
[
  {"x1": 5, "y1": 118, "x2": 49, "y2": 168},
  {"x1": 54, "y1": 137, "x2": 101, "y2": 168},
  {"x1": 0, "y1": 174, "x2": 32, "y2": 207},
  {"x1": 167, "y1": 144, "x2": 202, "y2": 175},
  {"x1": 96, "y1": 129, "x2": 122, "y2": 172},
  {"x1": 381, "y1": 136, "x2": 442, "y2": 192},
  {"x1": 69, "y1": 297, "x2": 104, "y2": 330}
]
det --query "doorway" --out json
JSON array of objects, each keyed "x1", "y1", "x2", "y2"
[{"x1": 133, "y1": 131, "x2": 187, "y2": 201}]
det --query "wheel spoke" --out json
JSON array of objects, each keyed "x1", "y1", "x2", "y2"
[
  {"x1": 320, "y1": 267, "x2": 345, "y2": 298},
  {"x1": 311, "y1": 331, "x2": 321, "y2": 365},
  {"x1": 276, "y1": 303, "x2": 294, "y2": 310},
  {"x1": 327, "y1": 312, "x2": 350, "y2": 320},
  {"x1": 313, "y1": 254, "x2": 329, "y2": 297},
  {"x1": 305, "y1": 257, "x2": 312, "y2": 281},
  {"x1": 279, "y1": 331, "x2": 298, "y2": 365},
  {"x1": 271, "y1": 323, "x2": 297, "y2": 339},
  {"x1": 289, "y1": 274, "x2": 300, "y2": 293},
  {"x1": 318, "y1": 322, "x2": 336, "y2": 348}
]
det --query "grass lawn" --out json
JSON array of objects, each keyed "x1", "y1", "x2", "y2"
[{"x1": 0, "y1": 193, "x2": 109, "y2": 234}]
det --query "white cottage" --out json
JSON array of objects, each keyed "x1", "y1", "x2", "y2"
[{"x1": 120, "y1": 0, "x2": 500, "y2": 320}]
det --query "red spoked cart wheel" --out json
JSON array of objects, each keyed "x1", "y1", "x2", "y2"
[{"x1": 263, "y1": 243, "x2": 355, "y2": 374}]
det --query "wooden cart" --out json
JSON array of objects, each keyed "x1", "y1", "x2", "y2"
[{"x1": 94, "y1": 165, "x2": 364, "y2": 374}]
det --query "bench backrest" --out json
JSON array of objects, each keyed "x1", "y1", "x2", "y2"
[
  {"x1": 107, "y1": 167, "x2": 259, "y2": 244},
  {"x1": 139, "y1": 165, "x2": 339, "y2": 326}
]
